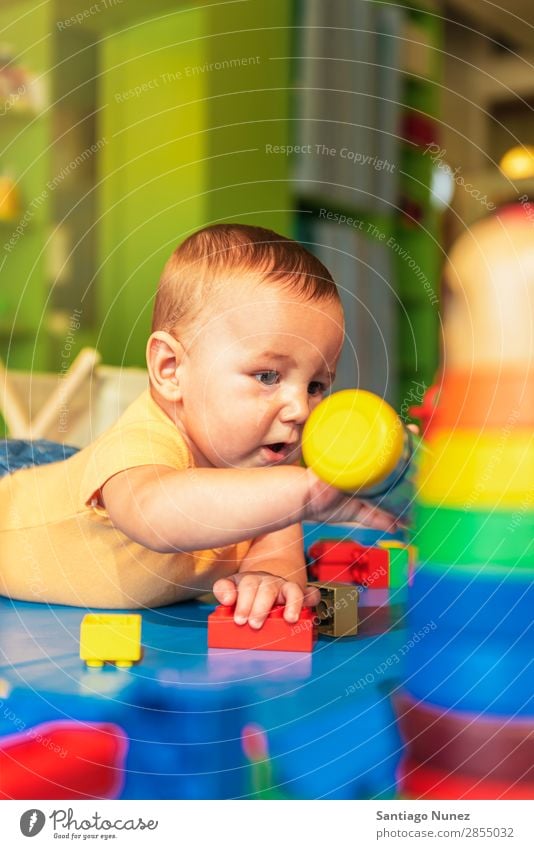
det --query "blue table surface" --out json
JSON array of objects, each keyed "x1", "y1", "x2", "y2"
[{"x1": 0, "y1": 595, "x2": 407, "y2": 799}]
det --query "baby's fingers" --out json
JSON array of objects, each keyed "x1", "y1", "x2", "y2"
[
  {"x1": 213, "y1": 576, "x2": 238, "y2": 607},
  {"x1": 353, "y1": 500, "x2": 399, "y2": 531},
  {"x1": 279, "y1": 581, "x2": 305, "y2": 624},
  {"x1": 302, "y1": 584, "x2": 321, "y2": 608},
  {"x1": 243, "y1": 579, "x2": 280, "y2": 629}
]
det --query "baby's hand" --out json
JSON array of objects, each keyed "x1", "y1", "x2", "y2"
[
  {"x1": 213, "y1": 571, "x2": 320, "y2": 630},
  {"x1": 303, "y1": 468, "x2": 401, "y2": 531}
]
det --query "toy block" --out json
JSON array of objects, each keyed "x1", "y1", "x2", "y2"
[
  {"x1": 207, "y1": 604, "x2": 317, "y2": 652},
  {"x1": 308, "y1": 540, "x2": 389, "y2": 587},
  {"x1": 309, "y1": 582, "x2": 358, "y2": 637},
  {"x1": 80, "y1": 614, "x2": 142, "y2": 668},
  {"x1": 308, "y1": 539, "x2": 359, "y2": 582},
  {"x1": 377, "y1": 541, "x2": 413, "y2": 587}
]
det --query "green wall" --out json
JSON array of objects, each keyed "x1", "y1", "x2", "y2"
[
  {"x1": 97, "y1": 1, "x2": 293, "y2": 365},
  {"x1": 0, "y1": 0, "x2": 52, "y2": 368}
]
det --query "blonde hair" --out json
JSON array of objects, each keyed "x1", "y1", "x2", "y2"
[{"x1": 151, "y1": 223, "x2": 340, "y2": 335}]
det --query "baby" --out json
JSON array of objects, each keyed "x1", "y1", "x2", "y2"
[{"x1": 0, "y1": 224, "x2": 396, "y2": 627}]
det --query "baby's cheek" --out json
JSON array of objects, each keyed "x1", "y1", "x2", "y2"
[{"x1": 251, "y1": 401, "x2": 276, "y2": 432}]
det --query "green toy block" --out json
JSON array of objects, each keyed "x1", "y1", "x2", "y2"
[
  {"x1": 387, "y1": 546, "x2": 411, "y2": 589},
  {"x1": 376, "y1": 542, "x2": 413, "y2": 604}
]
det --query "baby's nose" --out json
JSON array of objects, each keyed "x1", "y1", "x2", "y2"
[{"x1": 280, "y1": 387, "x2": 310, "y2": 423}]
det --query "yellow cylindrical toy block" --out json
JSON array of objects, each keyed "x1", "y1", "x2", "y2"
[{"x1": 302, "y1": 389, "x2": 406, "y2": 492}]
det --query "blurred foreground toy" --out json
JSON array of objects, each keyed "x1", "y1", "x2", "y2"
[
  {"x1": 0, "y1": 720, "x2": 127, "y2": 799},
  {"x1": 398, "y1": 759, "x2": 534, "y2": 801},
  {"x1": 241, "y1": 723, "x2": 289, "y2": 799},
  {"x1": 208, "y1": 604, "x2": 317, "y2": 651},
  {"x1": 80, "y1": 613, "x2": 142, "y2": 667},
  {"x1": 395, "y1": 691, "x2": 534, "y2": 785},
  {"x1": 397, "y1": 205, "x2": 534, "y2": 800}
]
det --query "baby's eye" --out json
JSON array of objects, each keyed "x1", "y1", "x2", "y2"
[
  {"x1": 308, "y1": 381, "x2": 327, "y2": 396},
  {"x1": 254, "y1": 370, "x2": 280, "y2": 386},
  {"x1": 308, "y1": 380, "x2": 329, "y2": 395}
]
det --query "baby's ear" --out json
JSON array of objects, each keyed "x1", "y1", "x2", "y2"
[{"x1": 146, "y1": 331, "x2": 185, "y2": 402}]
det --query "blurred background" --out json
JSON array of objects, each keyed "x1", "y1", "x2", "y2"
[{"x1": 0, "y1": 0, "x2": 533, "y2": 410}]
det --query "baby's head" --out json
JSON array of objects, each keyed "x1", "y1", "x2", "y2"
[{"x1": 147, "y1": 223, "x2": 344, "y2": 469}]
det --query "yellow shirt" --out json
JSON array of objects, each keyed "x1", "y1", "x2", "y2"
[{"x1": 0, "y1": 390, "x2": 252, "y2": 608}]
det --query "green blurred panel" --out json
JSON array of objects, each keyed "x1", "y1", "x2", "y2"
[
  {"x1": 55, "y1": 0, "x2": 188, "y2": 33},
  {"x1": 399, "y1": 146, "x2": 433, "y2": 207},
  {"x1": 0, "y1": 0, "x2": 52, "y2": 368},
  {"x1": 1, "y1": 119, "x2": 49, "y2": 227},
  {"x1": 98, "y1": 1, "x2": 292, "y2": 365},
  {"x1": 0, "y1": 231, "x2": 51, "y2": 330},
  {"x1": 404, "y1": 78, "x2": 438, "y2": 119},
  {"x1": 207, "y1": 0, "x2": 293, "y2": 235},
  {"x1": 0, "y1": 0, "x2": 52, "y2": 67},
  {"x1": 98, "y1": 7, "x2": 209, "y2": 365},
  {"x1": 0, "y1": 332, "x2": 45, "y2": 371},
  {"x1": 397, "y1": 299, "x2": 439, "y2": 372},
  {"x1": 393, "y1": 225, "x2": 442, "y2": 303}
]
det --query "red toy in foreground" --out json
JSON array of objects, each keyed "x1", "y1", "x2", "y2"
[
  {"x1": 398, "y1": 757, "x2": 534, "y2": 801},
  {"x1": 208, "y1": 604, "x2": 317, "y2": 652},
  {"x1": 0, "y1": 721, "x2": 128, "y2": 799}
]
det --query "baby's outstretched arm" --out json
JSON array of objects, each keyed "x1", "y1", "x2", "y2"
[
  {"x1": 102, "y1": 464, "x2": 397, "y2": 625},
  {"x1": 101, "y1": 464, "x2": 397, "y2": 553}
]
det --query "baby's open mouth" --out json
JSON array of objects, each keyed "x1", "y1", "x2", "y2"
[{"x1": 267, "y1": 442, "x2": 285, "y2": 453}]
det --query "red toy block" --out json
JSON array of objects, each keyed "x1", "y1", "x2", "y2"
[
  {"x1": 308, "y1": 540, "x2": 389, "y2": 588},
  {"x1": 208, "y1": 604, "x2": 317, "y2": 652},
  {"x1": 0, "y1": 721, "x2": 128, "y2": 800}
]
